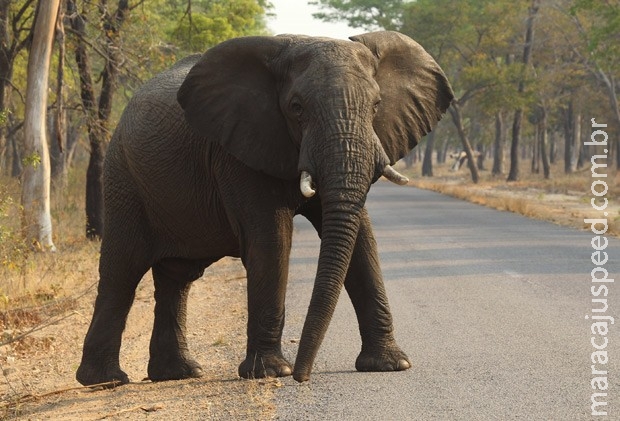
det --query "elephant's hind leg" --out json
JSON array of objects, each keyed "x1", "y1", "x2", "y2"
[
  {"x1": 147, "y1": 258, "x2": 206, "y2": 381},
  {"x1": 76, "y1": 166, "x2": 153, "y2": 387},
  {"x1": 76, "y1": 236, "x2": 151, "y2": 387}
]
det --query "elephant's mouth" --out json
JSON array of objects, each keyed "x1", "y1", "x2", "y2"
[{"x1": 299, "y1": 165, "x2": 408, "y2": 198}]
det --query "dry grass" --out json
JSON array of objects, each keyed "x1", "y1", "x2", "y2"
[
  {"x1": 402, "y1": 160, "x2": 620, "y2": 237},
  {"x1": 0, "y1": 169, "x2": 99, "y2": 311}
]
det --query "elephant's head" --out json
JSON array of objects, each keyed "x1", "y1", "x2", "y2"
[{"x1": 177, "y1": 31, "x2": 453, "y2": 381}]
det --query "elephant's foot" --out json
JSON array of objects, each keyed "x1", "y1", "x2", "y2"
[
  {"x1": 238, "y1": 351, "x2": 292, "y2": 378},
  {"x1": 76, "y1": 360, "x2": 129, "y2": 387},
  {"x1": 355, "y1": 343, "x2": 411, "y2": 372},
  {"x1": 148, "y1": 355, "x2": 204, "y2": 382}
]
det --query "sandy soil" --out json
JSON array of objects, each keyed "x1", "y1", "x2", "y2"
[{"x1": 0, "y1": 257, "x2": 280, "y2": 420}]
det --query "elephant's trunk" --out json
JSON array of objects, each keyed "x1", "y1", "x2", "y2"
[
  {"x1": 293, "y1": 145, "x2": 371, "y2": 381},
  {"x1": 293, "y1": 192, "x2": 363, "y2": 382}
]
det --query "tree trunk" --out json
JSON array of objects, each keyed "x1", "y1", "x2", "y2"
[
  {"x1": 49, "y1": 111, "x2": 68, "y2": 188},
  {"x1": 21, "y1": 0, "x2": 60, "y2": 252},
  {"x1": 476, "y1": 143, "x2": 485, "y2": 171},
  {"x1": 470, "y1": 122, "x2": 485, "y2": 171},
  {"x1": 507, "y1": 0, "x2": 539, "y2": 182},
  {"x1": 68, "y1": 0, "x2": 129, "y2": 239},
  {"x1": 507, "y1": 108, "x2": 523, "y2": 181},
  {"x1": 51, "y1": 2, "x2": 67, "y2": 189},
  {"x1": 573, "y1": 99, "x2": 583, "y2": 170},
  {"x1": 403, "y1": 149, "x2": 414, "y2": 168},
  {"x1": 449, "y1": 103, "x2": 479, "y2": 183},
  {"x1": 438, "y1": 135, "x2": 449, "y2": 164},
  {"x1": 531, "y1": 124, "x2": 540, "y2": 174},
  {"x1": 539, "y1": 107, "x2": 550, "y2": 179},
  {"x1": 68, "y1": 0, "x2": 99, "y2": 238},
  {"x1": 617, "y1": 131, "x2": 619, "y2": 170},
  {"x1": 421, "y1": 131, "x2": 435, "y2": 177},
  {"x1": 592, "y1": 68, "x2": 620, "y2": 169},
  {"x1": 10, "y1": 132, "x2": 21, "y2": 177},
  {"x1": 492, "y1": 111, "x2": 504, "y2": 176},
  {"x1": 549, "y1": 130, "x2": 556, "y2": 164},
  {"x1": 564, "y1": 101, "x2": 574, "y2": 173},
  {"x1": 0, "y1": 0, "x2": 10, "y2": 172}
]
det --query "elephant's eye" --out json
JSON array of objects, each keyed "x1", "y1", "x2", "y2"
[
  {"x1": 290, "y1": 100, "x2": 303, "y2": 116},
  {"x1": 373, "y1": 99, "x2": 381, "y2": 114}
]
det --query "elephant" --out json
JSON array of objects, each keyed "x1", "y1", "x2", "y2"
[{"x1": 75, "y1": 30, "x2": 453, "y2": 386}]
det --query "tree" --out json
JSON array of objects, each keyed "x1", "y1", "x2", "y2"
[
  {"x1": 507, "y1": 0, "x2": 540, "y2": 182},
  {"x1": 0, "y1": 0, "x2": 36, "y2": 175},
  {"x1": 312, "y1": 0, "x2": 406, "y2": 30},
  {"x1": 448, "y1": 102, "x2": 479, "y2": 183},
  {"x1": 421, "y1": 131, "x2": 435, "y2": 176},
  {"x1": 492, "y1": 111, "x2": 505, "y2": 175},
  {"x1": 170, "y1": 0, "x2": 271, "y2": 52},
  {"x1": 402, "y1": 0, "x2": 524, "y2": 183},
  {"x1": 566, "y1": 0, "x2": 620, "y2": 168},
  {"x1": 537, "y1": 105, "x2": 551, "y2": 179},
  {"x1": 67, "y1": 0, "x2": 130, "y2": 239},
  {"x1": 21, "y1": 0, "x2": 60, "y2": 251}
]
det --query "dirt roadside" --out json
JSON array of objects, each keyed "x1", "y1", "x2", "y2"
[
  {"x1": 1, "y1": 257, "x2": 281, "y2": 420},
  {"x1": 408, "y1": 170, "x2": 620, "y2": 237}
]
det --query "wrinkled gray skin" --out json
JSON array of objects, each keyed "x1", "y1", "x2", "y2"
[{"x1": 76, "y1": 31, "x2": 453, "y2": 386}]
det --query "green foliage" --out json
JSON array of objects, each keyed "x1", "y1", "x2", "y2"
[
  {"x1": 401, "y1": 0, "x2": 531, "y2": 112},
  {"x1": 133, "y1": 0, "x2": 272, "y2": 58},
  {"x1": 169, "y1": 0, "x2": 270, "y2": 52},
  {"x1": 21, "y1": 152, "x2": 41, "y2": 169},
  {"x1": 571, "y1": 0, "x2": 620, "y2": 70},
  {"x1": 313, "y1": 0, "x2": 533, "y2": 115},
  {"x1": 0, "y1": 109, "x2": 9, "y2": 127},
  {"x1": 311, "y1": 0, "x2": 406, "y2": 30},
  {"x1": 0, "y1": 183, "x2": 29, "y2": 272}
]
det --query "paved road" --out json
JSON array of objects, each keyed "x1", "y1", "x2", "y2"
[{"x1": 274, "y1": 182, "x2": 620, "y2": 420}]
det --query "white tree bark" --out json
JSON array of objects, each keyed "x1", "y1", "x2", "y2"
[{"x1": 21, "y1": 0, "x2": 60, "y2": 252}]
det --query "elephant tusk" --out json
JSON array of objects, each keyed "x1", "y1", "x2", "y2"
[
  {"x1": 300, "y1": 171, "x2": 316, "y2": 198},
  {"x1": 382, "y1": 165, "x2": 409, "y2": 185}
]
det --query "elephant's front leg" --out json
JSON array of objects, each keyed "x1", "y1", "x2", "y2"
[
  {"x1": 148, "y1": 260, "x2": 206, "y2": 381},
  {"x1": 238, "y1": 216, "x2": 294, "y2": 379},
  {"x1": 345, "y1": 210, "x2": 411, "y2": 372},
  {"x1": 301, "y1": 203, "x2": 410, "y2": 373}
]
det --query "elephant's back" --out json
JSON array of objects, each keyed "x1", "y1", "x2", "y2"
[
  {"x1": 105, "y1": 54, "x2": 213, "y2": 228},
  {"x1": 131, "y1": 54, "x2": 201, "y2": 107},
  {"x1": 110, "y1": 54, "x2": 204, "y2": 177},
  {"x1": 120, "y1": 54, "x2": 201, "y2": 142}
]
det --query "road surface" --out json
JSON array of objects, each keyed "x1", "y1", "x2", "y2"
[{"x1": 274, "y1": 182, "x2": 620, "y2": 420}]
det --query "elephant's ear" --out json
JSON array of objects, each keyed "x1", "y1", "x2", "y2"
[
  {"x1": 177, "y1": 36, "x2": 298, "y2": 180},
  {"x1": 350, "y1": 31, "x2": 454, "y2": 163}
]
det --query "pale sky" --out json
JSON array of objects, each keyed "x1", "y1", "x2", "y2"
[{"x1": 267, "y1": 0, "x2": 360, "y2": 39}]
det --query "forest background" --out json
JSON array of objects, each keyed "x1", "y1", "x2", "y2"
[{"x1": 0, "y1": 0, "x2": 618, "y2": 343}]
